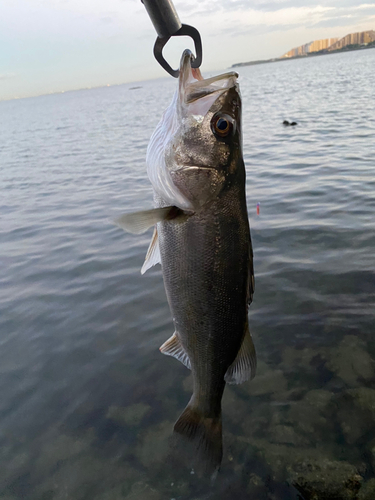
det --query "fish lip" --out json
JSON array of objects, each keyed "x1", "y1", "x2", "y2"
[
  {"x1": 179, "y1": 49, "x2": 238, "y2": 87},
  {"x1": 173, "y1": 165, "x2": 216, "y2": 172},
  {"x1": 180, "y1": 49, "x2": 194, "y2": 71}
]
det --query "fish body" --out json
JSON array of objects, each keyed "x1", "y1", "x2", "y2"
[
  {"x1": 117, "y1": 50, "x2": 256, "y2": 470},
  {"x1": 158, "y1": 177, "x2": 254, "y2": 466}
]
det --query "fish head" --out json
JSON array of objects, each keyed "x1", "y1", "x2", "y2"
[{"x1": 147, "y1": 50, "x2": 243, "y2": 210}]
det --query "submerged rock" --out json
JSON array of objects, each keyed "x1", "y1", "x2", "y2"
[
  {"x1": 268, "y1": 424, "x2": 308, "y2": 446},
  {"x1": 241, "y1": 437, "x2": 327, "y2": 482},
  {"x1": 124, "y1": 482, "x2": 162, "y2": 500},
  {"x1": 282, "y1": 346, "x2": 321, "y2": 369},
  {"x1": 366, "y1": 438, "x2": 375, "y2": 472},
  {"x1": 246, "y1": 472, "x2": 268, "y2": 497},
  {"x1": 288, "y1": 458, "x2": 363, "y2": 500},
  {"x1": 240, "y1": 403, "x2": 277, "y2": 442},
  {"x1": 325, "y1": 335, "x2": 374, "y2": 387},
  {"x1": 358, "y1": 478, "x2": 375, "y2": 500},
  {"x1": 35, "y1": 455, "x2": 142, "y2": 500},
  {"x1": 347, "y1": 387, "x2": 375, "y2": 417},
  {"x1": 135, "y1": 421, "x2": 173, "y2": 469},
  {"x1": 243, "y1": 363, "x2": 288, "y2": 397},
  {"x1": 93, "y1": 485, "x2": 126, "y2": 500},
  {"x1": 285, "y1": 389, "x2": 334, "y2": 440},
  {"x1": 106, "y1": 403, "x2": 151, "y2": 427},
  {"x1": 222, "y1": 386, "x2": 249, "y2": 425},
  {"x1": 303, "y1": 389, "x2": 333, "y2": 409},
  {"x1": 93, "y1": 481, "x2": 162, "y2": 500},
  {"x1": 34, "y1": 432, "x2": 95, "y2": 476},
  {"x1": 336, "y1": 387, "x2": 375, "y2": 445},
  {"x1": 0, "y1": 450, "x2": 31, "y2": 493}
]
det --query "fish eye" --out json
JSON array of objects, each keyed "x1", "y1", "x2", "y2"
[{"x1": 211, "y1": 114, "x2": 234, "y2": 138}]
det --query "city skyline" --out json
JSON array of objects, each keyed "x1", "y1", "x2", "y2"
[
  {"x1": 282, "y1": 29, "x2": 375, "y2": 58},
  {"x1": 1, "y1": 0, "x2": 375, "y2": 101}
]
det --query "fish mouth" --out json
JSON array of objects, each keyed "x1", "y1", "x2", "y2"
[
  {"x1": 173, "y1": 165, "x2": 216, "y2": 173},
  {"x1": 179, "y1": 49, "x2": 238, "y2": 88},
  {"x1": 179, "y1": 50, "x2": 238, "y2": 110}
]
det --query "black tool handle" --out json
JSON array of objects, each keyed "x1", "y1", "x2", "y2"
[
  {"x1": 141, "y1": 0, "x2": 202, "y2": 77},
  {"x1": 142, "y1": 0, "x2": 182, "y2": 38}
]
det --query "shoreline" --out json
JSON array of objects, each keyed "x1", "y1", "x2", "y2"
[{"x1": 231, "y1": 43, "x2": 375, "y2": 68}]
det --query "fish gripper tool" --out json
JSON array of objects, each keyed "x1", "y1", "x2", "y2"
[{"x1": 141, "y1": 0, "x2": 202, "y2": 78}]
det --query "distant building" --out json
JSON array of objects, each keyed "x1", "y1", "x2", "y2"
[
  {"x1": 281, "y1": 38, "x2": 337, "y2": 58},
  {"x1": 281, "y1": 30, "x2": 375, "y2": 58},
  {"x1": 328, "y1": 30, "x2": 375, "y2": 51},
  {"x1": 282, "y1": 43, "x2": 311, "y2": 58},
  {"x1": 309, "y1": 38, "x2": 338, "y2": 52}
]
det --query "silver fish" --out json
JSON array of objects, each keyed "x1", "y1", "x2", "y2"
[{"x1": 117, "y1": 50, "x2": 256, "y2": 470}]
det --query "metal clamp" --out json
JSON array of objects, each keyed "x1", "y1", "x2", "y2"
[
  {"x1": 141, "y1": 0, "x2": 202, "y2": 77},
  {"x1": 154, "y1": 24, "x2": 202, "y2": 78}
]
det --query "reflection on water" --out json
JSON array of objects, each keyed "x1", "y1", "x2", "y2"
[{"x1": 0, "y1": 49, "x2": 375, "y2": 499}]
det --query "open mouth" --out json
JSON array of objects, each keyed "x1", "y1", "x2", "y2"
[
  {"x1": 179, "y1": 49, "x2": 238, "y2": 104},
  {"x1": 173, "y1": 165, "x2": 216, "y2": 172},
  {"x1": 185, "y1": 74, "x2": 238, "y2": 104}
]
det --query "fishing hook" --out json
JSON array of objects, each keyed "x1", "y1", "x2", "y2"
[{"x1": 141, "y1": 0, "x2": 203, "y2": 78}]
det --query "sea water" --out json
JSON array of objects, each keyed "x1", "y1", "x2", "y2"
[{"x1": 0, "y1": 48, "x2": 374, "y2": 499}]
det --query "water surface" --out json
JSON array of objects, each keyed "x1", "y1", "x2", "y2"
[{"x1": 1, "y1": 48, "x2": 375, "y2": 499}]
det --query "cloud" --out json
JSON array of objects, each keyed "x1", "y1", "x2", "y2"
[
  {"x1": 100, "y1": 16, "x2": 115, "y2": 24},
  {"x1": 0, "y1": 73, "x2": 17, "y2": 80},
  {"x1": 182, "y1": 1, "x2": 375, "y2": 43},
  {"x1": 1, "y1": 0, "x2": 374, "y2": 100},
  {"x1": 175, "y1": 0, "x2": 374, "y2": 14},
  {"x1": 353, "y1": 3, "x2": 375, "y2": 8},
  {"x1": 306, "y1": 4, "x2": 375, "y2": 28},
  {"x1": 311, "y1": 16, "x2": 360, "y2": 29},
  {"x1": 174, "y1": 0, "x2": 375, "y2": 27},
  {"x1": 190, "y1": 5, "x2": 335, "y2": 33}
]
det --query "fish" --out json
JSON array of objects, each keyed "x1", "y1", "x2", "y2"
[{"x1": 116, "y1": 49, "x2": 256, "y2": 471}]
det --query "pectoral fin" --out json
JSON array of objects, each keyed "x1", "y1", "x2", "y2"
[
  {"x1": 114, "y1": 206, "x2": 186, "y2": 235},
  {"x1": 159, "y1": 332, "x2": 191, "y2": 370},
  {"x1": 224, "y1": 325, "x2": 256, "y2": 384},
  {"x1": 141, "y1": 227, "x2": 161, "y2": 274}
]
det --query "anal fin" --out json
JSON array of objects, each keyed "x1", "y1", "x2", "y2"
[
  {"x1": 141, "y1": 227, "x2": 161, "y2": 274},
  {"x1": 224, "y1": 325, "x2": 256, "y2": 384},
  {"x1": 160, "y1": 333, "x2": 191, "y2": 370}
]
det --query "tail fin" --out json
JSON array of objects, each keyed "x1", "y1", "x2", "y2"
[{"x1": 174, "y1": 404, "x2": 222, "y2": 473}]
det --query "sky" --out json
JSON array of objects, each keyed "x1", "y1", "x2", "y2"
[{"x1": 1, "y1": 0, "x2": 375, "y2": 101}]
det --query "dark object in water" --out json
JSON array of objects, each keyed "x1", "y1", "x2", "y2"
[
  {"x1": 129, "y1": 86, "x2": 142, "y2": 90},
  {"x1": 283, "y1": 120, "x2": 298, "y2": 126}
]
